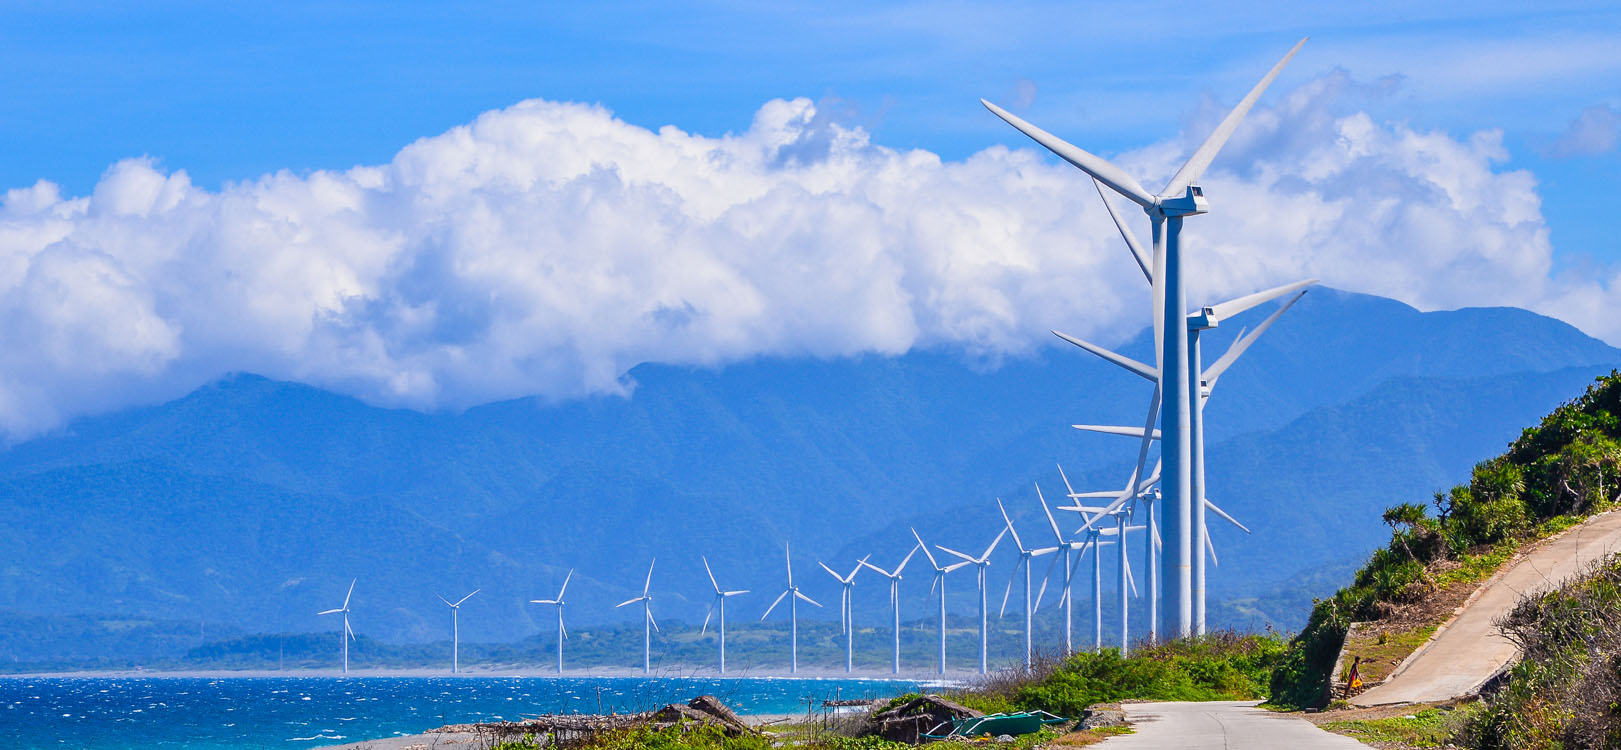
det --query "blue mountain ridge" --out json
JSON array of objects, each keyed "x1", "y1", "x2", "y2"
[{"x1": 0, "y1": 288, "x2": 1615, "y2": 655}]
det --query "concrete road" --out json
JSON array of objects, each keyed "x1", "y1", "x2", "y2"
[
  {"x1": 1353, "y1": 510, "x2": 1621, "y2": 706},
  {"x1": 1096, "y1": 701, "x2": 1368, "y2": 748}
]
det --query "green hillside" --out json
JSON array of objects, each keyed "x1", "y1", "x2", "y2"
[{"x1": 1270, "y1": 371, "x2": 1621, "y2": 709}]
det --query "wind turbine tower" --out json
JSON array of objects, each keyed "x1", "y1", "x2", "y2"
[
  {"x1": 997, "y1": 499, "x2": 1058, "y2": 669},
  {"x1": 761, "y1": 544, "x2": 821, "y2": 675},
  {"x1": 529, "y1": 570, "x2": 573, "y2": 674},
  {"x1": 912, "y1": 528, "x2": 970, "y2": 675},
  {"x1": 819, "y1": 556, "x2": 870, "y2": 673},
  {"x1": 700, "y1": 556, "x2": 748, "y2": 675},
  {"x1": 316, "y1": 579, "x2": 356, "y2": 675},
  {"x1": 937, "y1": 527, "x2": 1007, "y2": 674},
  {"x1": 615, "y1": 560, "x2": 660, "y2": 675},
  {"x1": 860, "y1": 543, "x2": 920, "y2": 675},
  {"x1": 437, "y1": 589, "x2": 479, "y2": 674},
  {"x1": 982, "y1": 37, "x2": 1307, "y2": 638}
]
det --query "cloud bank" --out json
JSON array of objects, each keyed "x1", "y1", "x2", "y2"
[{"x1": 0, "y1": 72, "x2": 1604, "y2": 438}]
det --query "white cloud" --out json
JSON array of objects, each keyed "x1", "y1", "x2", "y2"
[
  {"x1": 1548, "y1": 104, "x2": 1621, "y2": 157},
  {"x1": 0, "y1": 73, "x2": 1609, "y2": 438}
]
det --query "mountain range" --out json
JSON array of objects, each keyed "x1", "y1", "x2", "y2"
[{"x1": 2, "y1": 287, "x2": 1617, "y2": 666}]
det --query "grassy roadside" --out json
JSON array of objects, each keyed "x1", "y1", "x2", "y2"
[{"x1": 1270, "y1": 372, "x2": 1621, "y2": 709}]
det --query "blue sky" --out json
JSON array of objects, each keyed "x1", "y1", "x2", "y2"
[{"x1": 0, "y1": 1, "x2": 1618, "y2": 435}]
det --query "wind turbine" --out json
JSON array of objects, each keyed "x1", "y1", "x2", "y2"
[
  {"x1": 818, "y1": 555, "x2": 870, "y2": 674},
  {"x1": 761, "y1": 544, "x2": 821, "y2": 675},
  {"x1": 860, "y1": 543, "x2": 921, "y2": 675},
  {"x1": 912, "y1": 528, "x2": 971, "y2": 675},
  {"x1": 1033, "y1": 474, "x2": 1107, "y2": 654},
  {"x1": 615, "y1": 560, "x2": 659, "y2": 675},
  {"x1": 997, "y1": 499, "x2": 1059, "y2": 670},
  {"x1": 983, "y1": 37, "x2": 1308, "y2": 638},
  {"x1": 436, "y1": 589, "x2": 479, "y2": 674},
  {"x1": 1063, "y1": 286, "x2": 1306, "y2": 635},
  {"x1": 937, "y1": 527, "x2": 1008, "y2": 674},
  {"x1": 529, "y1": 570, "x2": 572, "y2": 674},
  {"x1": 700, "y1": 556, "x2": 748, "y2": 675},
  {"x1": 316, "y1": 579, "x2": 356, "y2": 675}
]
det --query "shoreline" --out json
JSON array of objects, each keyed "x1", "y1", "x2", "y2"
[{"x1": 0, "y1": 665, "x2": 976, "y2": 683}]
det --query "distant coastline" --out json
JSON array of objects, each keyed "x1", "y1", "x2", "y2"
[{"x1": 0, "y1": 665, "x2": 970, "y2": 684}]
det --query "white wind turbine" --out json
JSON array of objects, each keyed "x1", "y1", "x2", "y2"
[
  {"x1": 984, "y1": 37, "x2": 1308, "y2": 638},
  {"x1": 529, "y1": 570, "x2": 572, "y2": 674},
  {"x1": 1062, "y1": 284, "x2": 1307, "y2": 636},
  {"x1": 761, "y1": 544, "x2": 821, "y2": 675},
  {"x1": 818, "y1": 555, "x2": 870, "y2": 674},
  {"x1": 437, "y1": 589, "x2": 479, "y2": 674},
  {"x1": 860, "y1": 543, "x2": 921, "y2": 675},
  {"x1": 615, "y1": 559, "x2": 660, "y2": 675},
  {"x1": 700, "y1": 556, "x2": 748, "y2": 675},
  {"x1": 997, "y1": 499, "x2": 1059, "y2": 669},
  {"x1": 912, "y1": 528, "x2": 972, "y2": 675},
  {"x1": 936, "y1": 527, "x2": 1008, "y2": 674},
  {"x1": 1032, "y1": 475, "x2": 1109, "y2": 655},
  {"x1": 316, "y1": 579, "x2": 356, "y2": 674}
]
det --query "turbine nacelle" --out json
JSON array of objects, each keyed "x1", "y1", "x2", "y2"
[{"x1": 1156, "y1": 184, "x2": 1208, "y2": 218}]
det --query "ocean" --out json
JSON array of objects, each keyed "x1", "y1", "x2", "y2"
[{"x1": 0, "y1": 675, "x2": 929, "y2": 749}]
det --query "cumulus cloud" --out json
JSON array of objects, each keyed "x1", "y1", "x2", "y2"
[
  {"x1": 0, "y1": 73, "x2": 1607, "y2": 438},
  {"x1": 1547, "y1": 104, "x2": 1620, "y2": 157}
]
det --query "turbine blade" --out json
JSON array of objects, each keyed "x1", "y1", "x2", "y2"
[
  {"x1": 846, "y1": 555, "x2": 871, "y2": 581},
  {"x1": 1072, "y1": 424, "x2": 1160, "y2": 440},
  {"x1": 762, "y1": 590, "x2": 789, "y2": 620},
  {"x1": 455, "y1": 589, "x2": 480, "y2": 607},
  {"x1": 1051, "y1": 331, "x2": 1156, "y2": 382},
  {"x1": 647, "y1": 609, "x2": 660, "y2": 634},
  {"x1": 343, "y1": 579, "x2": 356, "y2": 609},
  {"x1": 859, "y1": 560, "x2": 892, "y2": 577},
  {"x1": 819, "y1": 561, "x2": 843, "y2": 582},
  {"x1": 1206, "y1": 498, "x2": 1252, "y2": 533},
  {"x1": 1160, "y1": 37, "x2": 1309, "y2": 198},
  {"x1": 1037, "y1": 483, "x2": 1065, "y2": 544},
  {"x1": 701, "y1": 603, "x2": 714, "y2": 635},
  {"x1": 1057, "y1": 463, "x2": 1079, "y2": 499},
  {"x1": 999, "y1": 560, "x2": 1020, "y2": 617},
  {"x1": 795, "y1": 591, "x2": 823, "y2": 608},
  {"x1": 894, "y1": 544, "x2": 920, "y2": 576},
  {"x1": 1034, "y1": 552, "x2": 1063, "y2": 612},
  {"x1": 997, "y1": 498, "x2": 1024, "y2": 552},
  {"x1": 938, "y1": 545, "x2": 976, "y2": 564},
  {"x1": 560, "y1": 618, "x2": 568, "y2": 640},
  {"x1": 346, "y1": 620, "x2": 355, "y2": 642},
  {"x1": 725, "y1": 590, "x2": 748, "y2": 596},
  {"x1": 1123, "y1": 553, "x2": 1138, "y2": 597},
  {"x1": 643, "y1": 559, "x2": 656, "y2": 597},
  {"x1": 1206, "y1": 278, "x2": 1317, "y2": 323},
  {"x1": 317, "y1": 608, "x2": 341, "y2": 616},
  {"x1": 529, "y1": 599, "x2": 557, "y2": 605},
  {"x1": 981, "y1": 99, "x2": 1156, "y2": 207},
  {"x1": 1208, "y1": 535, "x2": 1220, "y2": 567},
  {"x1": 703, "y1": 556, "x2": 720, "y2": 593},
  {"x1": 557, "y1": 570, "x2": 573, "y2": 599},
  {"x1": 944, "y1": 561, "x2": 973, "y2": 573},
  {"x1": 616, "y1": 597, "x2": 642, "y2": 609},
  {"x1": 982, "y1": 526, "x2": 1009, "y2": 560},
  {"x1": 784, "y1": 544, "x2": 793, "y2": 587},
  {"x1": 910, "y1": 528, "x2": 941, "y2": 570},
  {"x1": 1205, "y1": 290, "x2": 1307, "y2": 386},
  {"x1": 1094, "y1": 178, "x2": 1152, "y2": 283},
  {"x1": 437, "y1": 594, "x2": 452, "y2": 607}
]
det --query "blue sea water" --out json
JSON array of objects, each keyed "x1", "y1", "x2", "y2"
[{"x1": 0, "y1": 676, "x2": 927, "y2": 749}]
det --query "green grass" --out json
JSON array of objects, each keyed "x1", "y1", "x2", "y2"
[
  {"x1": 957, "y1": 632, "x2": 1287, "y2": 719},
  {"x1": 1319, "y1": 706, "x2": 1477, "y2": 748},
  {"x1": 1338, "y1": 624, "x2": 1437, "y2": 684}
]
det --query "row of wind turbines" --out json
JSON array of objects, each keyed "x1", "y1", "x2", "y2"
[{"x1": 316, "y1": 35, "x2": 1316, "y2": 676}]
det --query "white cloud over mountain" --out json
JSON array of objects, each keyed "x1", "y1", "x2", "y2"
[{"x1": 0, "y1": 72, "x2": 1602, "y2": 438}]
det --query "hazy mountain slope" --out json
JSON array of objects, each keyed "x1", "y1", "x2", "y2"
[{"x1": 0, "y1": 289, "x2": 1616, "y2": 650}]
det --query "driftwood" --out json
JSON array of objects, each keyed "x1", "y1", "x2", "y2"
[{"x1": 467, "y1": 695, "x2": 754, "y2": 746}]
